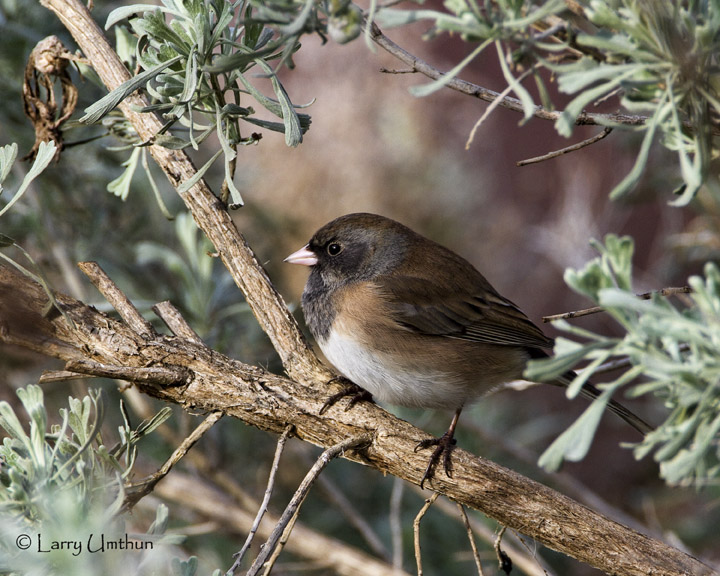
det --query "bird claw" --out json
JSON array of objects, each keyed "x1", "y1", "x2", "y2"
[
  {"x1": 319, "y1": 377, "x2": 374, "y2": 415},
  {"x1": 416, "y1": 432, "x2": 457, "y2": 489}
]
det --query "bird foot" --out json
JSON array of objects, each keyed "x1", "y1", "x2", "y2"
[
  {"x1": 415, "y1": 431, "x2": 457, "y2": 489},
  {"x1": 319, "y1": 378, "x2": 374, "y2": 415}
]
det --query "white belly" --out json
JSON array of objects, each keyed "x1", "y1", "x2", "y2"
[{"x1": 319, "y1": 329, "x2": 469, "y2": 409}]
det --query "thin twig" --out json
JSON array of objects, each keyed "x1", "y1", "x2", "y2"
[
  {"x1": 466, "y1": 65, "x2": 535, "y2": 150},
  {"x1": 494, "y1": 527, "x2": 513, "y2": 575},
  {"x1": 413, "y1": 492, "x2": 440, "y2": 576},
  {"x1": 77, "y1": 260, "x2": 155, "y2": 337},
  {"x1": 390, "y1": 477, "x2": 405, "y2": 571},
  {"x1": 39, "y1": 369, "x2": 93, "y2": 383},
  {"x1": 409, "y1": 485, "x2": 554, "y2": 576},
  {"x1": 368, "y1": 22, "x2": 650, "y2": 130},
  {"x1": 542, "y1": 286, "x2": 693, "y2": 322},
  {"x1": 457, "y1": 503, "x2": 485, "y2": 576},
  {"x1": 517, "y1": 127, "x2": 613, "y2": 166},
  {"x1": 123, "y1": 410, "x2": 223, "y2": 510},
  {"x1": 245, "y1": 435, "x2": 372, "y2": 576},
  {"x1": 315, "y1": 465, "x2": 391, "y2": 561},
  {"x1": 122, "y1": 389, "x2": 407, "y2": 576},
  {"x1": 153, "y1": 300, "x2": 204, "y2": 344},
  {"x1": 260, "y1": 506, "x2": 300, "y2": 576},
  {"x1": 369, "y1": 21, "x2": 720, "y2": 137},
  {"x1": 379, "y1": 67, "x2": 416, "y2": 74},
  {"x1": 226, "y1": 425, "x2": 294, "y2": 575}
]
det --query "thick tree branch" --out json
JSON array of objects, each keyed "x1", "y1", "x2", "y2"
[{"x1": 1, "y1": 264, "x2": 716, "y2": 576}]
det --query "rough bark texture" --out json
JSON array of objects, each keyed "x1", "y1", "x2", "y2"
[{"x1": 2, "y1": 1, "x2": 712, "y2": 575}]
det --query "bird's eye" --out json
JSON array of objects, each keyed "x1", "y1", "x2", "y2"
[{"x1": 327, "y1": 242, "x2": 343, "y2": 256}]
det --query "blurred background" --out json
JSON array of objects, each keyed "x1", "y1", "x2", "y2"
[{"x1": 1, "y1": 1, "x2": 718, "y2": 574}]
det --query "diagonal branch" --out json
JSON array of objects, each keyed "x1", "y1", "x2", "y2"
[
  {"x1": 39, "y1": 0, "x2": 324, "y2": 387},
  {"x1": 367, "y1": 21, "x2": 720, "y2": 137},
  {"x1": 367, "y1": 22, "x2": 650, "y2": 129}
]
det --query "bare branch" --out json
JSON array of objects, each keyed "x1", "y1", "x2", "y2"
[
  {"x1": 456, "y1": 503, "x2": 486, "y2": 576},
  {"x1": 542, "y1": 286, "x2": 693, "y2": 322},
  {"x1": 245, "y1": 435, "x2": 373, "y2": 576},
  {"x1": 413, "y1": 487, "x2": 553, "y2": 576},
  {"x1": 124, "y1": 411, "x2": 223, "y2": 510},
  {"x1": 413, "y1": 492, "x2": 440, "y2": 576},
  {"x1": 77, "y1": 260, "x2": 155, "y2": 338},
  {"x1": 124, "y1": 388, "x2": 406, "y2": 576},
  {"x1": 315, "y1": 467, "x2": 391, "y2": 561},
  {"x1": 228, "y1": 425, "x2": 294, "y2": 575},
  {"x1": 517, "y1": 128, "x2": 613, "y2": 166},
  {"x1": 155, "y1": 471, "x2": 411, "y2": 576},
  {"x1": 153, "y1": 300, "x2": 204, "y2": 343},
  {"x1": 65, "y1": 358, "x2": 191, "y2": 386}
]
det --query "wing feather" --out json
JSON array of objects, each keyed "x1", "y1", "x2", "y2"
[{"x1": 379, "y1": 275, "x2": 553, "y2": 350}]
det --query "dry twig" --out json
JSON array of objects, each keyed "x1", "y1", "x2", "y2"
[
  {"x1": 457, "y1": 503, "x2": 485, "y2": 576},
  {"x1": 542, "y1": 286, "x2": 692, "y2": 322},
  {"x1": 10, "y1": 2, "x2": 718, "y2": 574},
  {"x1": 517, "y1": 128, "x2": 613, "y2": 166},
  {"x1": 123, "y1": 388, "x2": 405, "y2": 576},
  {"x1": 413, "y1": 492, "x2": 440, "y2": 576},
  {"x1": 494, "y1": 527, "x2": 513, "y2": 575},
  {"x1": 227, "y1": 425, "x2": 294, "y2": 574},
  {"x1": 124, "y1": 411, "x2": 223, "y2": 510},
  {"x1": 367, "y1": 22, "x2": 651, "y2": 130},
  {"x1": 315, "y1": 466, "x2": 391, "y2": 561},
  {"x1": 245, "y1": 435, "x2": 372, "y2": 576}
]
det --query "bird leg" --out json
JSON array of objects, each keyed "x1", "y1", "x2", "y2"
[
  {"x1": 319, "y1": 377, "x2": 374, "y2": 415},
  {"x1": 415, "y1": 407, "x2": 462, "y2": 489}
]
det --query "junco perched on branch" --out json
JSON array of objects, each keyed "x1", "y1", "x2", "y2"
[{"x1": 285, "y1": 213, "x2": 651, "y2": 486}]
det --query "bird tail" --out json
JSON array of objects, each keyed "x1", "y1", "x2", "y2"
[{"x1": 556, "y1": 371, "x2": 653, "y2": 435}]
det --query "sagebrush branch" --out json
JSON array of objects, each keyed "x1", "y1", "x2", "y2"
[
  {"x1": 1, "y1": 263, "x2": 716, "y2": 576},
  {"x1": 367, "y1": 22, "x2": 720, "y2": 137}
]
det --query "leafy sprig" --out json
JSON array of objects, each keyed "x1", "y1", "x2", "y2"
[
  {"x1": 85, "y1": 0, "x2": 323, "y2": 208},
  {"x1": 527, "y1": 235, "x2": 720, "y2": 487},
  {"x1": 374, "y1": 0, "x2": 720, "y2": 205}
]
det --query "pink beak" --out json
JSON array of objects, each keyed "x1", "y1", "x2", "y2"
[{"x1": 284, "y1": 245, "x2": 318, "y2": 266}]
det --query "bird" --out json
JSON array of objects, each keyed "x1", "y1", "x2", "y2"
[{"x1": 285, "y1": 213, "x2": 652, "y2": 486}]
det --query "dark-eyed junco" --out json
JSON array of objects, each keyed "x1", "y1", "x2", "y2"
[{"x1": 285, "y1": 213, "x2": 651, "y2": 486}]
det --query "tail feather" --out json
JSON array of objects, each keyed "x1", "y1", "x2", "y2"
[
  {"x1": 556, "y1": 371, "x2": 653, "y2": 436},
  {"x1": 579, "y1": 381, "x2": 653, "y2": 435}
]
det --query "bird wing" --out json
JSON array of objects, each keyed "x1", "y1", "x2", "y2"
[{"x1": 378, "y1": 275, "x2": 554, "y2": 350}]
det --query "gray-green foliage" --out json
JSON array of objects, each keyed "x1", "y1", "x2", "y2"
[
  {"x1": 84, "y1": 0, "x2": 324, "y2": 208},
  {"x1": 135, "y1": 211, "x2": 254, "y2": 344},
  {"x1": 526, "y1": 235, "x2": 720, "y2": 488},
  {"x1": 0, "y1": 142, "x2": 56, "y2": 219},
  {"x1": 0, "y1": 385, "x2": 178, "y2": 575},
  {"x1": 375, "y1": 0, "x2": 720, "y2": 205}
]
